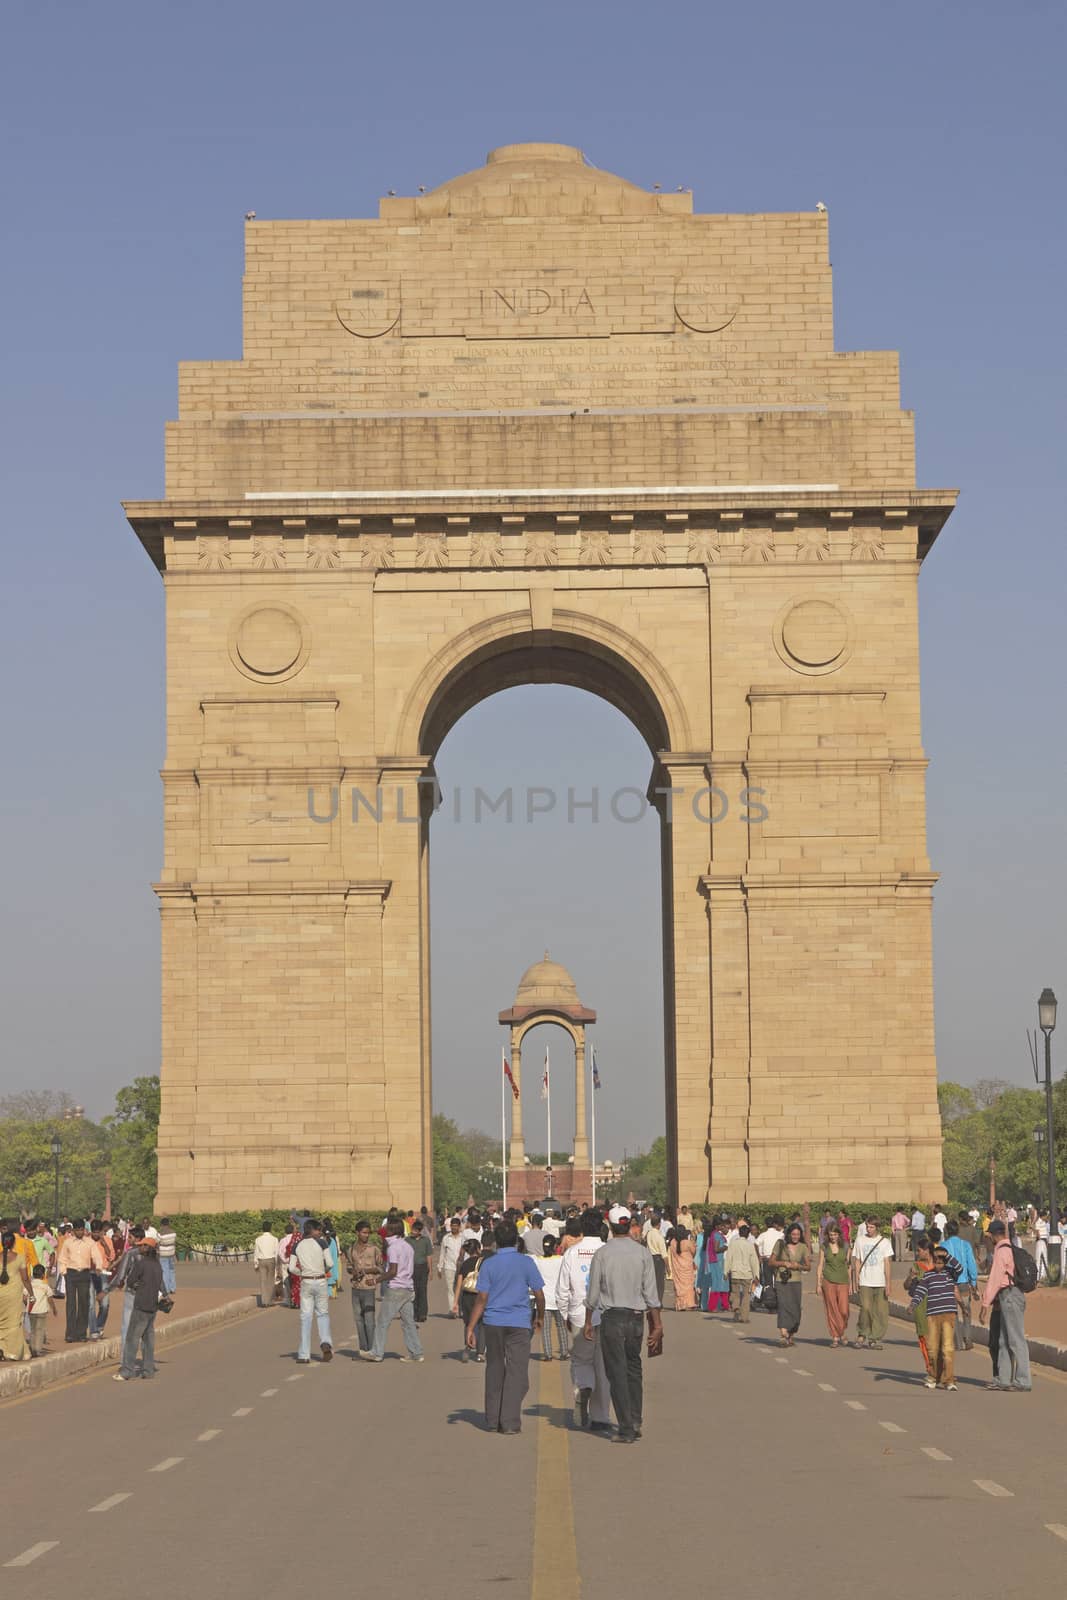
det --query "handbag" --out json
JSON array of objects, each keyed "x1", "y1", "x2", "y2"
[{"x1": 157, "y1": 1295, "x2": 175, "y2": 1315}]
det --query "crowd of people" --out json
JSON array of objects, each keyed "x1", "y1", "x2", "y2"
[
  {"x1": 238, "y1": 1194, "x2": 1046, "y2": 1440},
  {"x1": 0, "y1": 1215, "x2": 177, "y2": 1378},
  {"x1": 0, "y1": 1195, "x2": 1050, "y2": 1442}
]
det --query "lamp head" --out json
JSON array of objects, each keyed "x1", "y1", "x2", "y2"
[{"x1": 1039, "y1": 987, "x2": 1058, "y2": 1034}]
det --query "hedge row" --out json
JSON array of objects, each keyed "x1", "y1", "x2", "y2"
[
  {"x1": 168, "y1": 1210, "x2": 389, "y2": 1251},
  {"x1": 163, "y1": 1200, "x2": 962, "y2": 1251}
]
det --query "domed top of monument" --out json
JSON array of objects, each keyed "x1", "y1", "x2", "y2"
[
  {"x1": 386, "y1": 142, "x2": 693, "y2": 220},
  {"x1": 500, "y1": 951, "x2": 596, "y2": 1026},
  {"x1": 515, "y1": 950, "x2": 582, "y2": 1007}
]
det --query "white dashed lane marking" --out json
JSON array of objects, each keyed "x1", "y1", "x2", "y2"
[
  {"x1": 261, "y1": 1388, "x2": 278, "y2": 1397},
  {"x1": 845, "y1": 1401, "x2": 866, "y2": 1411},
  {"x1": 197, "y1": 1430, "x2": 221, "y2": 1442},
  {"x1": 818, "y1": 1383, "x2": 836, "y2": 1393},
  {"x1": 232, "y1": 1407, "x2": 253, "y2": 1417},
  {"x1": 286, "y1": 1374, "x2": 304, "y2": 1381},
  {"x1": 149, "y1": 1458, "x2": 184, "y2": 1473},
  {"x1": 775, "y1": 1357, "x2": 789, "y2": 1365},
  {"x1": 921, "y1": 1447, "x2": 952, "y2": 1462},
  {"x1": 974, "y1": 1480, "x2": 1013, "y2": 1498},
  {"x1": 879, "y1": 1421, "x2": 906, "y2": 1434},
  {"x1": 793, "y1": 1369, "x2": 812, "y2": 1377},
  {"x1": 89, "y1": 1493, "x2": 131, "y2": 1512},
  {"x1": 1046, "y1": 1525, "x2": 1067, "y2": 1542},
  {"x1": 4, "y1": 1543, "x2": 59, "y2": 1568}
]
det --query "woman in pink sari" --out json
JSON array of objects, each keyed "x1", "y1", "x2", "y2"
[{"x1": 669, "y1": 1228, "x2": 697, "y2": 1309}]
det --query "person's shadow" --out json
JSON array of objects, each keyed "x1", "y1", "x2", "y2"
[{"x1": 446, "y1": 1408, "x2": 493, "y2": 1430}]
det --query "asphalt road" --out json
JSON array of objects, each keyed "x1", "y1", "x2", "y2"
[{"x1": 3, "y1": 1279, "x2": 1066, "y2": 1599}]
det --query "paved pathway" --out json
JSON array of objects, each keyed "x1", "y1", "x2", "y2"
[{"x1": 4, "y1": 1280, "x2": 1066, "y2": 1598}]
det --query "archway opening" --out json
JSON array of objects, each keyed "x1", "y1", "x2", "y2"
[{"x1": 426, "y1": 677, "x2": 668, "y2": 1210}]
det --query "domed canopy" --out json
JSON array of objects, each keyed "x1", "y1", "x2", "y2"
[
  {"x1": 516, "y1": 950, "x2": 581, "y2": 1007},
  {"x1": 500, "y1": 950, "x2": 596, "y2": 1026}
]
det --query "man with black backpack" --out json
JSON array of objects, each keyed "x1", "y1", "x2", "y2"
[{"x1": 979, "y1": 1218, "x2": 1033, "y2": 1391}]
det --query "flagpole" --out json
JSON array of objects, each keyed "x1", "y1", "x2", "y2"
[
  {"x1": 546, "y1": 1046, "x2": 552, "y2": 1198},
  {"x1": 501, "y1": 1046, "x2": 508, "y2": 1214},
  {"x1": 590, "y1": 1047, "x2": 597, "y2": 1207}
]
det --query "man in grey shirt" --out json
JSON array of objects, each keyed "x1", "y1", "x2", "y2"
[
  {"x1": 585, "y1": 1206, "x2": 663, "y2": 1444},
  {"x1": 522, "y1": 1213, "x2": 546, "y2": 1258}
]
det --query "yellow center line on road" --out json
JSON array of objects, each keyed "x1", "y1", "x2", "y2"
[{"x1": 531, "y1": 1357, "x2": 580, "y2": 1600}]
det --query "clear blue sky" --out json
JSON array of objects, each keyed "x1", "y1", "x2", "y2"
[{"x1": 1, "y1": 0, "x2": 1064, "y2": 1159}]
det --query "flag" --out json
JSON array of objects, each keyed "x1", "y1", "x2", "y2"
[
  {"x1": 503, "y1": 1057, "x2": 519, "y2": 1100},
  {"x1": 541, "y1": 1050, "x2": 550, "y2": 1101},
  {"x1": 592, "y1": 1052, "x2": 601, "y2": 1091}
]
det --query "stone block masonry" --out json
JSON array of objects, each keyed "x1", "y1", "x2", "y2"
[{"x1": 125, "y1": 143, "x2": 954, "y2": 1210}]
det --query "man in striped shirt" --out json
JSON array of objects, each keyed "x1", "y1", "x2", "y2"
[{"x1": 910, "y1": 1246, "x2": 962, "y2": 1390}]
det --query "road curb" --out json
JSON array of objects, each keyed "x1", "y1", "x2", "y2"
[{"x1": 0, "y1": 1295, "x2": 259, "y2": 1402}]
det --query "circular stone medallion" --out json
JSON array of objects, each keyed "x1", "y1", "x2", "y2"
[
  {"x1": 775, "y1": 599, "x2": 850, "y2": 674},
  {"x1": 231, "y1": 605, "x2": 308, "y2": 680}
]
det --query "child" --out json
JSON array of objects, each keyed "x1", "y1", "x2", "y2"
[
  {"x1": 28, "y1": 1263, "x2": 57, "y2": 1356},
  {"x1": 909, "y1": 1245, "x2": 961, "y2": 1390}
]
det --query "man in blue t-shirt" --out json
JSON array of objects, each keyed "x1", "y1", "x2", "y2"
[
  {"x1": 942, "y1": 1220, "x2": 978, "y2": 1351},
  {"x1": 467, "y1": 1222, "x2": 545, "y2": 1434}
]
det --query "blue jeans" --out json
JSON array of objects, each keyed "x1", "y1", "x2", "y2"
[
  {"x1": 121, "y1": 1306, "x2": 157, "y2": 1378},
  {"x1": 371, "y1": 1287, "x2": 422, "y2": 1359},
  {"x1": 298, "y1": 1278, "x2": 332, "y2": 1359},
  {"x1": 160, "y1": 1257, "x2": 176, "y2": 1295},
  {"x1": 994, "y1": 1286, "x2": 1031, "y2": 1390}
]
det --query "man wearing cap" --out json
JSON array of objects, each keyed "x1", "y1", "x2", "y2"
[
  {"x1": 584, "y1": 1205, "x2": 663, "y2": 1444},
  {"x1": 557, "y1": 1210, "x2": 613, "y2": 1431},
  {"x1": 979, "y1": 1219, "x2": 1031, "y2": 1391}
]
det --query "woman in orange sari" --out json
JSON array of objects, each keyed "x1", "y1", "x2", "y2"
[{"x1": 669, "y1": 1228, "x2": 697, "y2": 1309}]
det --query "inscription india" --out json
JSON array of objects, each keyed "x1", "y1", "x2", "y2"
[{"x1": 477, "y1": 285, "x2": 596, "y2": 317}]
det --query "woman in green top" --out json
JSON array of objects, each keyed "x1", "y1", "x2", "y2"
[
  {"x1": 816, "y1": 1223, "x2": 851, "y2": 1346},
  {"x1": 770, "y1": 1224, "x2": 811, "y2": 1345}
]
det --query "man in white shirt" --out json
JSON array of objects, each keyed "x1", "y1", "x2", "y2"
[
  {"x1": 157, "y1": 1218, "x2": 178, "y2": 1296},
  {"x1": 437, "y1": 1218, "x2": 464, "y2": 1313},
  {"x1": 851, "y1": 1218, "x2": 894, "y2": 1350},
  {"x1": 645, "y1": 1214, "x2": 669, "y2": 1305},
  {"x1": 911, "y1": 1207, "x2": 926, "y2": 1235},
  {"x1": 556, "y1": 1211, "x2": 612, "y2": 1431},
  {"x1": 292, "y1": 1219, "x2": 333, "y2": 1363},
  {"x1": 933, "y1": 1209, "x2": 948, "y2": 1233},
  {"x1": 252, "y1": 1219, "x2": 280, "y2": 1308}
]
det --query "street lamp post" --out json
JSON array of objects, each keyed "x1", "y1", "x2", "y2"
[
  {"x1": 50, "y1": 1135, "x2": 61, "y2": 1223},
  {"x1": 1034, "y1": 1125, "x2": 1046, "y2": 1211},
  {"x1": 1038, "y1": 988, "x2": 1059, "y2": 1282}
]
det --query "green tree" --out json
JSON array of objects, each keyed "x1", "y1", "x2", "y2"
[
  {"x1": 103, "y1": 1075, "x2": 161, "y2": 1219},
  {"x1": 613, "y1": 1136, "x2": 668, "y2": 1206}
]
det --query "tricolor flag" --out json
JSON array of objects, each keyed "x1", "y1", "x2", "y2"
[
  {"x1": 503, "y1": 1057, "x2": 519, "y2": 1100},
  {"x1": 592, "y1": 1051, "x2": 601, "y2": 1091},
  {"x1": 541, "y1": 1049, "x2": 550, "y2": 1101}
]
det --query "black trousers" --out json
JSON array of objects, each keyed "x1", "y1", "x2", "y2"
[
  {"x1": 483, "y1": 1324, "x2": 532, "y2": 1431},
  {"x1": 65, "y1": 1269, "x2": 91, "y2": 1341},
  {"x1": 652, "y1": 1256, "x2": 666, "y2": 1305},
  {"x1": 599, "y1": 1308, "x2": 644, "y2": 1435},
  {"x1": 413, "y1": 1263, "x2": 429, "y2": 1322}
]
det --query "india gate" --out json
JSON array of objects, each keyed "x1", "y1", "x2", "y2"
[{"x1": 126, "y1": 142, "x2": 954, "y2": 1212}]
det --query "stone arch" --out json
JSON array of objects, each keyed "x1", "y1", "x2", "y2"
[{"x1": 393, "y1": 608, "x2": 693, "y2": 758}]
